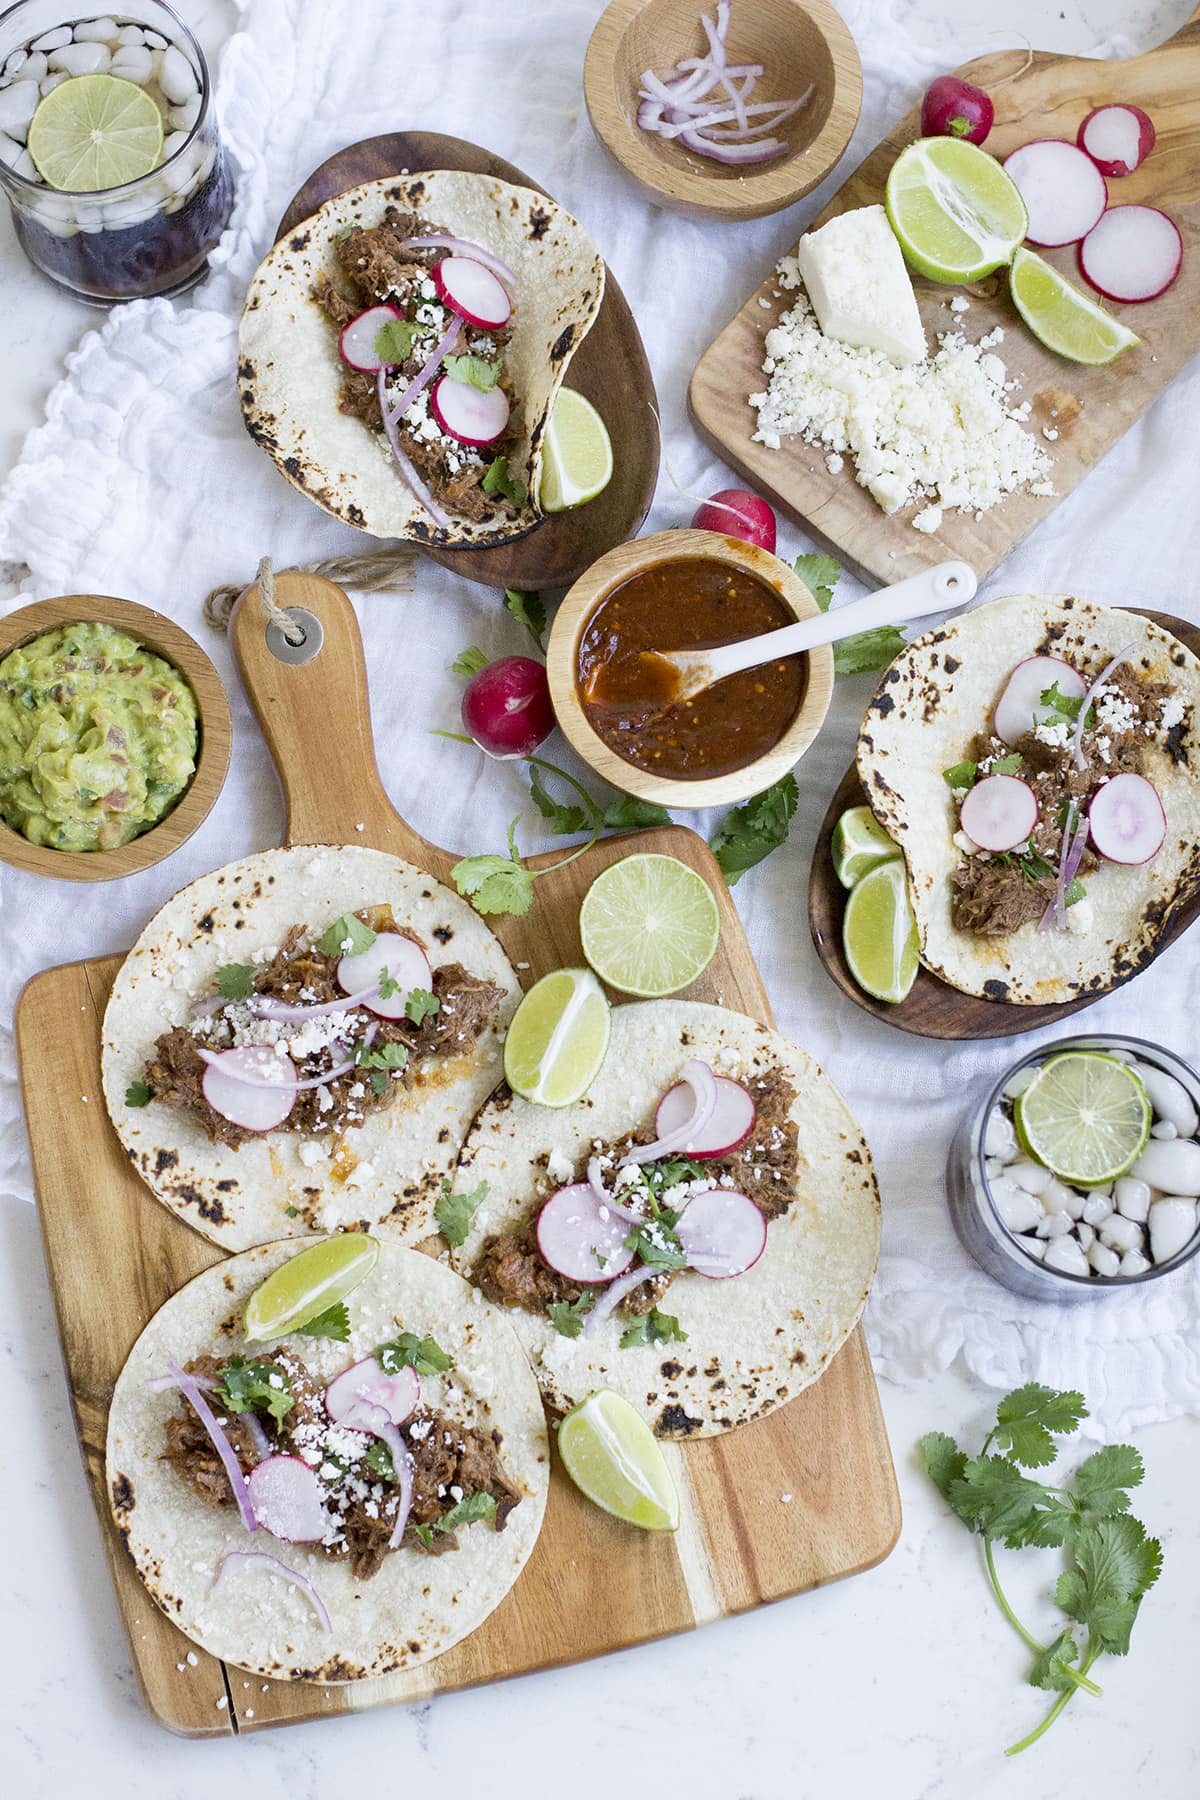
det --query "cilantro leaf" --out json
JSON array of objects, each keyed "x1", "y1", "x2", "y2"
[
  {"x1": 451, "y1": 817, "x2": 534, "y2": 917},
  {"x1": 355, "y1": 1040, "x2": 408, "y2": 1074},
  {"x1": 374, "y1": 318, "x2": 420, "y2": 365},
  {"x1": 710, "y1": 775, "x2": 798, "y2": 886},
  {"x1": 1028, "y1": 1629, "x2": 1083, "y2": 1694},
  {"x1": 1056, "y1": 1515, "x2": 1162, "y2": 1655},
  {"x1": 319, "y1": 913, "x2": 376, "y2": 958},
  {"x1": 602, "y1": 795, "x2": 672, "y2": 830},
  {"x1": 375, "y1": 1331, "x2": 453, "y2": 1376},
  {"x1": 919, "y1": 1430, "x2": 968, "y2": 1504},
  {"x1": 948, "y1": 1455, "x2": 1073, "y2": 1547},
  {"x1": 620, "y1": 1308, "x2": 687, "y2": 1349},
  {"x1": 452, "y1": 645, "x2": 490, "y2": 678},
  {"x1": 1018, "y1": 849, "x2": 1055, "y2": 883},
  {"x1": 834, "y1": 626, "x2": 908, "y2": 678},
  {"x1": 443, "y1": 352, "x2": 502, "y2": 390},
  {"x1": 435, "y1": 1176, "x2": 488, "y2": 1247},
  {"x1": 215, "y1": 1356, "x2": 293, "y2": 1423},
  {"x1": 624, "y1": 1219, "x2": 688, "y2": 1269},
  {"x1": 993, "y1": 1385, "x2": 1087, "y2": 1468},
  {"x1": 215, "y1": 962, "x2": 256, "y2": 1001},
  {"x1": 503, "y1": 588, "x2": 546, "y2": 650},
  {"x1": 377, "y1": 966, "x2": 401, "y2": 1000},
  {"x1": 795, "y1": 552, "x2": 842, "y2": 615},
  {"x1": 943, "y1": 760, "x2": 977, "y2": 790},
  {"x1": 295, "y1": 1300, "x2": 350, "y2": 1342},
  {"x1": 1065, "y1": 877, "x2": 1087, "y2": 907},
  {"x1": 125, "y1": 1079, "x2": 153, "y2": 1107},
  {"x1": 405, "y1": 987, "x2": 440, "y2": 1025},
  {"x1": 482, "y1": 455, "x2": 528, "y2": 510},
  {"x1": 413, "y1": 1522, "x2": 436, "y2": 1550},
  {"x1": 363, "y1": 1439, "x2": 397, "y2": 1482},
  {"x1": 528, "y1": 762, "x2": 594, "y2": 835},
  {"x1": 436, "y1": 1490, "x2": 497, "y2": 1533},
  {"x1": 639, "y1": 1155, "x2": 708, "y2": 1198},
  {"x1": 547, "y1": 1292, "x2": 595, "y2": 1337},
  {"x1": 1072, "y1": 1445, "x2": 1143, "y2": 1523},
  {"x1": 991, "y1": 751, "x2": 1024, "y2": 776},
  {"x1": 1041, "y1": 682, "x2": 1085, "y2": 722}
]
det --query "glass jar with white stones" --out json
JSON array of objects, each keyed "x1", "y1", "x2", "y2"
[
  {"x1": 0, "y1": 0, "x2": 231, "y2": 300},
  {"x1": 946, "y1": 1034, "x2": 1200, "y2": 1301}
]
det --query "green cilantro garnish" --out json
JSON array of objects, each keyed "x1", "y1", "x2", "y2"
[
  {"x1": 319, "y1": 914, "x2": 376, "y2": 958},
  {"x1": 619, "y1": 1308, "x2": 687, "y2": 1349},
  {"x1": 1040, "y1": 682, "x2": 1087, "y2": 723},
  {"x1": 602, "y1": 795, "x2": 672, "y2": 830},
  {"x1": 363, "y1": 1439, "x2": 396, "y2": 1482},
  {"x1": 444, "y1": 352, "x2": 502, "y2": 390},
  {"x1": 804, "y1": 552, "x2": 905, "y2": 675},
  {"x1": 374, "y1": 318, "x2": 421, "y2": 366},
  {"x1": 435, "y1": 1177, "x2": 488, "y2": 1247},
  {"x1": 944, "y1": 760, "x2": 978, "y2": 790},
  {"x1": 405, "y1": 987, "x2": 440, "y2": 1025},
  {"x1": 125, "y1": 1079, "x2": 153, "y2": 1107},
  {"x1": 529, "y1": 762, "x2": 591, "y2": 835},
  {"x1": 375, "y1": 1331, "x2": 454, "y2": 1376},
  {"x1": 378, "y1": 966, "x2": 401, "y2": 1000},
  {"x1": 919, "y1": 1384, "x2": 1160, "y2": 1756},
  {"x1": 451, "y1": 645, "x2": 490, "y2": 679},
  {"x1": 437, "y1": 1491, "x2": 497, "y2": 1533},
  {"x1": 482, "y1": 454, "x2": 528, "y2": 510},
  {"x1": 215, "y1": 962, "x2": 256, "y2": 1001},
  {"x1": 451, "y1": 816, "x2": 535, "y2": 917},
  {"x1": 334, "y1": 223, "x2": 355, "y2": 241},
  {"x1": 413, "y1": 1522, "x2": 436, "y2": 1550},
  {"x1": 284, "y1": 1205, "x2": 299, "y2": 1218},
  {"x1": 295, "y1": 1300, "x2": 350, "y2": 1342},
  {"x1": 639, "y1": 1155, "x2": 708, "y2": 1199},
  {"x1": 791, "y1": 552, "x2": 841, "y2": 614},
  {"x1": 215, "y1": 1356, "x2": 294, "y2": 1423},
  {"x1": 355, "y1": 1041, "x2": 408, "y2": 1072},
  {"x1": 991, "y1": 752, "x2": 1024, "y2": 776},
  {"x1": 624, "y1": 1220, "x2": 688, "y2": 1269},
  {"x1": 1065, "y1": 878, "x2": 1086, "y2": 907},
  {"x1": 1018, "y1": 850, "x2": 1055, "y2": 884},
  {"x1": 547, "y1": 1292, "x2": 595, "y2": 1337},
  {"x1": 710, "y1": 775, "x2": 798, "y2": 886},
  {"x1": 503, "y1": 588, "x2": 546, "y2": 650}
]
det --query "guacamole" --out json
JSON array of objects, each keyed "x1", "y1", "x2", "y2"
[{"x1": 0, "y1": 621, "x2": 199, "y2": 852}]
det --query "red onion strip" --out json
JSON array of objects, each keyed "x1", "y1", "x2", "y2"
[
  {"x1": 637, "y1": 4, "x2": 807, "y2": 167},
  {"x1": 621, "y1": 1058, "x2": 719, "y2": 1165},
  {"x1": 342, "y1": 1399, "x2": 416, "y2": 1548},
  {"x1": 1072, "y1": 642, "x2": 1137, "y2": 770},
  {"x1": 250, "y1": 984, "x2": 380, "y2": 1023},
  {"x1": 654, "y1": 98, "x2": 802, "y2": 134},
  {"x1": 146, "y1": 1369, "x2": 272, "y2": 1462},
  {"x1": 400, "y1": 235, "x2": 516, "y2": 287},
  {"x1": 382, "y1": 316, "x2": 461, "y2": 427},
  {"x1": 583, "y1": 1264, "x2": 661, "y2": 1337},
  {"x1": 213, "y1": 1551, "x2": 331, "y2": 1633},
  {"x1": 376, "y1": 369, "x2": 453, "y2": 530},
  {"x1": 195, "y1": 1024, "x2": 376, "y2": 1092},
  {"x1": 1039, "y1": 802, "x2": 1089, "y2": 932},
  {"x1": 167, "y1": 1359, "x2": 258, "y2": 1534},
  {"x1": 679, "y1": 129, "x2": 788, "y2": 163},
  {"x1": 586, "y1": 1156, "x2": 647, "y2": 1225}
]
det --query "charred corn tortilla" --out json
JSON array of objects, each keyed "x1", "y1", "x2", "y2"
[
  {"x1": 449, "y1": 1002, "x2": 881, "y2": 1439},
  {"x1": 856, "y1": 595, "x2": 1200, "y2": 1004}
]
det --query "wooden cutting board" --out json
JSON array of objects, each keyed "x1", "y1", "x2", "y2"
[
  {"x1": 16, "y1": 572, "x2": 899, "y2": 1738},
  {"x1": 690, "y1": 8, "x2": 1200, "y2": 585}
]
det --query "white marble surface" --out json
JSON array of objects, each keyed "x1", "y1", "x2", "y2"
[{"x1": 2, "y1": 1, "x2": 1199, "y2": 1795}]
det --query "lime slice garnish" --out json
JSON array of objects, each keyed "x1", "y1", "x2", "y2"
[
  {"x1": 503, "y1": 967, "x2": 611, "y2": 1106},
  {"x1": 580, "y1": 853, "x2": 719, "y2": 997},
  {"x1": 1009, "y1": 246, "x2": 1140, "y2": 366},
  {"x1": 538, "y1": 387, "x2": 613, "y2": 513},
  {"x1": 243, "y1": 1234, "x2": 379, "y2": 1341},
  {"x1": 27, "y1": 72, "x2": 165, "y2": 193},
  {"x1": 842, "y1": 856, "x2": 919, "y2": 1004},
  {"x1": 832, "y1": 805, "x2": 901, "y2": 890},
  {"x1": 557, "y1": 1389, "x2": 680, "y2": 1531},
  {"x1": 885, "y1": 137, "x2": 1028, "y2": 282},
  {"x1": 1015, "y1": 1052, "x2": 1150, "y2": 1187}
]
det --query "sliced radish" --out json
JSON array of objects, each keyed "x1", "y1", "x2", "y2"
[
  {"x1": 1079, "y1": 205, "x2": 1182, "y2": 303},
  {"x1": 248, "y1": 1455, "x2": 330, "y2": 1542},
  {"x1": 1077, "y1": 104, "x2": 1155, "y2": 178},
  {"x1": 675, "y1": 1189, "x2": 767, "y2": 1278},
  {"x1": 429, "y1": 374, "x2": 510, "y2": 447},
  {"x1": 655, "y1": 1076, "x2": 755, "y2": 1158},
  {"x1": 337, "y1": 932, "x2": 432, "y2": 1020},
  {"x1": 536, "y1": 1182, "x2": 636, "y2": 1284},
  {"x1": 993, "y1": 655, "x2": 1087, "y2": 745},
  {"x1": 1003, "y1": 140, "x2": 1107, "y2": 246},
  {"x1": 324, "y1": 1358, "x2": 420, "y2": 1432},
  {"x1": 432, "y1": 256, "x2": 512, "y2": 329},
  {"x1": 200, "y1": 1047, "x2": 297, "y2": 1131},
  {"x1": 338, "y1": 303, "x2": 402, "y2": 372},
  {"x1": 960, "y1": 775, "x2": 1039, "y2": 852},
  {"x1": 1088, "y1": 773, "x2": 1165, "y2": 864}
]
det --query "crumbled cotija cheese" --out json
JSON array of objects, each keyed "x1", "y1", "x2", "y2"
[{"x1": 750, "y1": 261, "x2": 1053, "y2": 524}]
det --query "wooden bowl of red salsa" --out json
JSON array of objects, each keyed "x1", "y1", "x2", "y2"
[{"x1": 547, "y1": 529, "x2": 834, "y2": 809}]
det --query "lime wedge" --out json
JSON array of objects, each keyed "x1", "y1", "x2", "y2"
[
  {"x1": 27, "y1": 73, "x2": 164, "y2": 193},
  {"x1": 503, "y1": 967, "x2": 611, "y2": 1106},
  {"x1": 842, "y1": 856, "x2": 919, "y2": 1003},
  {"x1": 580, "y1": 853, "x2": 719, "y2": 997},
  {"x1": 558, "y1": 1389, "x2": 679, "y2": 1531},
  {"x1": 832, "y1": 805, "x2": 901, "y2": 890},
  {"x1": 1015, "y1": 1052, "x2": 1150, "y2": 1187},
  {"x1": 243, "y1": 1234, "x2": 379, "y2": 1342},
  {"x1": 538, "y1": 387, "x2": 613, "y2": 513},
  {"x1": 886, "y1": 137, "x2": 1028, "y2": 282},
  {"x1": 1009, "y1": 247, "x2": 1140, "y2": 366}
]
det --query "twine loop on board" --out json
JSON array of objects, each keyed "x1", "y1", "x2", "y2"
[{"x1": 202, "y1": 547, "x2": 417, "y2": 639}]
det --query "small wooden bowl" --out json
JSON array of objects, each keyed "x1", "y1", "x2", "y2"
[
  {"x1": 0, "y1": 595, "x2": 231, "y2": 883},
  {"x1": 547, "y1": 529, "x2": 834, "y2": 810},
  {"x1": 583, "y1": 0, "x2": 863, "y2": 222}
]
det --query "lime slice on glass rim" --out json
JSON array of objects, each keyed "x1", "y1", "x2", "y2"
[
  {"x1": 580, "y1": 853, "x2": 720, "y2": 997},
  {"x1": 832, "y1": 805, "x2": 901, "y2": 890},
  {"x1": 842, "y1": 856, "x2": 919, "y2": 1004},
  {"x1": 243, "y1": 1233, "x2": 379, "y2": 1341},
  {"x1": 1015, "y1": 1052, "x2": 1151, "y2": 1187},
  {"x1": 885, "y1": 136, "x2": 1028, "y2": 282},
  {"x1": 558, "y1": 1389, "x2": 680, "y2": 1531},
  {"x1": 538, "y1": 387, "x2": 613, "y2": 512},
  {"x1": 27, "y1": 73, "x2": 165, "y2": 193},
  {"x1": 1009, "y1": 246, "x2": 1140, "y2": 366},
  {"x1": 503, "y1": 966, "x2": 611, "y2": 1106}
]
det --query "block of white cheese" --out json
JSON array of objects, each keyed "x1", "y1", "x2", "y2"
[{"x1": 793, "y1": 204, "x2": 926, "y2": 366}]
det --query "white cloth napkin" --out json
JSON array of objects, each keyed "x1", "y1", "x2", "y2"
[{"x1": 0, "y1": 0, "x2": 1195, "y2": 1436}]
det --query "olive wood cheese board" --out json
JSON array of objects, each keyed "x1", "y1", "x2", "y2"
[
  {"x1": 275, "y1": 131, "x2": 659, "y2": 591},
  {"x1": 807, "y1": 606, "x2": 1200, "y2": 1039},
  {"x1": 16, "y1": 571, "x2": 899, "y2": 1738},
  {"x1": 689, "y1": 8, "x2": 1200, "y2": 585}
]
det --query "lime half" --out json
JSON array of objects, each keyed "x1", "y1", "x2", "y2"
[
  {"x1": 27, "y1": 73, "x2": 164, "y2": 193},
  {"x1": 244, "y1": 1234, "x2": 379, "y2": 1342},
  {"x1": 580, "y1": 853, "x2": 720, "y2": 997},
  {"x1": 842, "y1": 856, "x2": 919, "y2": 1003},
  {"x1": 538, "y1": 387, "x2": 613, "y2": 512},
  {"x1": 558, "y1": 1390, "x2": 680, "y2": 1531},
  {"x1": 1015, "y1": 1052, "x2": 1150, "y2": 1187},
  {"x1": 886, "y1": 137, "x2": 1028, "y2": 282},
  {"x1": 504, "y1": 967, "x2": 611, "y2": 1106},
  {"x1": 1010, "y1": 247, "x2": 1140, "y2": 366},
  {"x1": 832, "y1": 805, "x2": 901, "y2": 890}
]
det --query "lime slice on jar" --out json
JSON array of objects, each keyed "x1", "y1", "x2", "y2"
[
  {"x1": 243, "y1": 1234, "x2": 379, "y2": 1341},
  {"x1": 885, "y1": 136, "x2": 1028, "y2": 282},
  {"x1": 538, "y1": 388, "x2": 613, "y2": 512},
  {"x1": 503, "y1": 967, "x2": 611, "y2": 1106},
  {"x1": 558, "y1": 1389, "x2": 680, "y2": 1531},
  {"x1": 28, "y1": 72, "x2": 165, "y2": 193},
  {"x1": 1009, "y1": 247, "x2": 1140, "y2": 366},
  {"x1": 580, "y1": 853, "x2": 720, "y2": 997},
  {"x1": 842, "y1": 856, "x2": 919, "y2": 1004},
  {"x1": 1015, "y1": 1051, "x2": 1151, "y2": 1186},
  {"x1": 832, "y1": 805, "x2": 901, "y2": 890}
]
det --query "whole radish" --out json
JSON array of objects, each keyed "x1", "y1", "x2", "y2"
[
  {"x1": 920, "y1": 75, "x2": 994, "y2": 145},
  {"x1": 691, "y1": 488, "x2": 777, "y2": 552},
  {"x1": 461, "y1": 655, "x2": 554, "y2": 757}
]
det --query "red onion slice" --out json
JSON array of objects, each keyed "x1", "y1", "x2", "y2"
[
  {"x1": 678, "y1": 129, "x2": 788, "y2": 163},
  {"x1": 150, "y1": 1371, "x2": 272, "y2": 1463},
  {"x1": 250, "y1": 984, "x2": 380, "y2": 1023},
  {"x1": 377, "y1": 369, "x2": 453, "y2": 530},
  {"x1": 622, "y1": 1059, "x2": 719, "y2": 1165},
  {"x1": 213, "y1": 1550, "x2": 331, "y2": 1633},
  {"x1": 166, "y1": 1359, "x2": 258, "y2": 1534},
  {"x1": 586, "y1": 1156, "x2": 647, "y2": 1226},
  {"x1": 582, "y1": 1264, "x2": 661, "y2": 1337},
  {"x1": 1039, "y1": 800, "x2": 1089, "y2": 932},
  {"x1": 382, "y1": 316, "x2": 462, "y2": 430},
  {"x1": 1072, "y1": 642, "x2": 1137, "y2": 770},
  {"x1": 654, "y1": 1075, "x2": 755, "y2": 1158},
  {"x1": 400, "y1": 235, "x2": 517, "y2": 289},
  {"x1": 324, "y1": 1358, "x2": 420, "y2": 1431},
  {"x1": 339, "y1": 1398, "x2": 415, "y2": 1548},
  {"x1": 247, "y1": 1455, "x2": 329, "y2": 1542},
  {"x1": 196, "y1": 1035, "x2": 374, "y2": 1094}
]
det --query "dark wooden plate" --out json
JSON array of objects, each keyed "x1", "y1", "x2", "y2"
[
  {"x1": 808, "y1": 608, "x2": 1200, "y2": 1040},
  {"x1": 276, "y1": 131, "x2": 658, "y2": 590}
]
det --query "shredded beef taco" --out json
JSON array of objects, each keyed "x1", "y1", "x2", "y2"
[
  {"x1": 107, "y1": 1240, "x2": 548, "y2": 1683},
  {"x1": 444, "y1": 1001, "x2": 880, "y2": 1439},
  {"x1": 238, "y1": 171, "x2": 605, "y2": 545},
  {"x1": 857, "y1": 595, "x2": 1200, "y2": 1005},
  {"x1": 101, "y1": 844, "x2": 520, "y2": 1249}
]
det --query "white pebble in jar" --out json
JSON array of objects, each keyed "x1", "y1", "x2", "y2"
[
  {"x1": 73, "y1": 17, "x2": 119, "y2": 43},
  {"x1": 159, "y1": 44, "x2": 198, "y2": 105},
  {"x1": 1009, "y1": 1159, "x2": 1053, "y2": 1195},
  {"x1": 1088, "y1": 1241, "x2": 1120, "y2": 1277},
  {"x1": 1132, "y1": 1062, "x2": 1199, "y2": 1138},
  {"x1": 1114, "y1": 1177, "x2": 1151, "y2": 1222},
  {"x1": 983, "y1": 1107, "x2": 1017, "y2": 1160},
  {"x1": 1148, "y1": 1197, "x2": 1199, "y2": 1264},
  {"x1": 1044, "y1": 1237, "x2": 1089, "y2": 1276},
  {"x1": 1099, "y1": 1214, "x2": 1143, "y2": 1253},
  {"x1": 1130, "y1": 1137, "x2": 1200, "y2": 1196},
  {"x1": 47, "y1": 42, "x2": 111, "y2": 76}
]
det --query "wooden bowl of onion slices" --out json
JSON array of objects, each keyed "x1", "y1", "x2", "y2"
[{"x1": 583, "y1": 0, "x2": 862, "y2": 221}]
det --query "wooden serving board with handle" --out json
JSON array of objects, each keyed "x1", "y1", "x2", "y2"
[
  {"x1": 16, "y1": 572, "x2": 899, "y2": 1738},
  {"x1": 690, "y1": 8, "x2": 1200, "y2": 586}
]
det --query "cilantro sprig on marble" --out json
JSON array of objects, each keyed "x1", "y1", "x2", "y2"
[{"x1": 920, "y1": 1383, "x2": 1161, "y2": 1756}]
